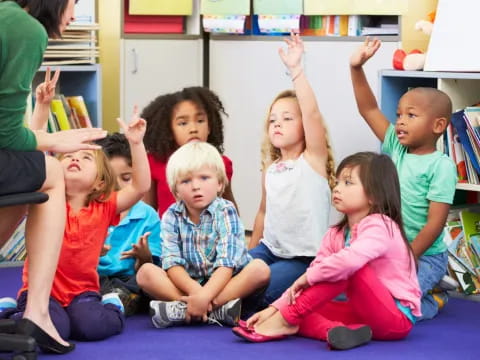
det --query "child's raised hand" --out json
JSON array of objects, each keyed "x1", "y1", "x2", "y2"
[
  {"x1": 350, "y1": 37, "x2": 381, "y2": 68},
  {"x1": 117, "y1": 105, "x2": 146, "y2": 145},
  {"x1": 35, "y1": 67, "x2": 60, "y2": 105},
  {"x1": 287, "y1": 273, "x2": 309, "y2": 305},
  {"x1": 120, "y1": 232, "x2": 153, "y2": 264},
  {"x1": 278, "y1": 32, "x2": 304, "y2": 74}
]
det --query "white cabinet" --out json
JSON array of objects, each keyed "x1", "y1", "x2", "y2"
[
  {"x1": 211, "y1": 39, "x2": 396, "y2": 229},
  {"x1": 121, "y1": 38, "x2": 203, "y2": 119}
]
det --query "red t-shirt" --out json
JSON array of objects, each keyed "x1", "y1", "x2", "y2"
[
  {"x1": 21, "y1": 193, "x2": 120, "y2": 307},
  {"x1": 148, "y1": 153, "x2": 233, "y2": 218}
]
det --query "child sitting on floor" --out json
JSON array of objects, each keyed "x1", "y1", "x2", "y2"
[
  {"x1": 233, "y1": 152, "x2": 421, "y2": 350},
  {"x1": 137, "y1": 142, "x2": 270, "y2": 328},
  {"x1": 96, "y1": 133, "x2": 162, "y2": 316}
]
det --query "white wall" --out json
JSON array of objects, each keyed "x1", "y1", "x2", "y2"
[{"x1": 210, "y1": 39, "x2": 397, "y2": 229}]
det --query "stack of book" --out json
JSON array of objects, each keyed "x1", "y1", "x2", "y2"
[
  {"x1": 0, "y1": 217, "x2": 27, "y2": 263},
  {"x1": 444, "y1": 105, "x2": 480, "y2": 185},
  {"x1": 48, "y1": 94, "x2": 92, "y2": 132},
  {"x1": 43, "y1": 24, "x2": 99, "y2": 66},
  {"x1": 444, "y1": 209, "x2": 480, "y2": 294}
]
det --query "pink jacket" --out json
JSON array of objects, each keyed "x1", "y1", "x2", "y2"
[{"x1": 274, "y1": 214, "x2": 421, "y2": 316}]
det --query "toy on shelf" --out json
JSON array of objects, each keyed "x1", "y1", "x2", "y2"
[{"x1": 392, "y1": 11, "x2": 436, "y2": 71}]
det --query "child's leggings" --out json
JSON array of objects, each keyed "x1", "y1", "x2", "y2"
[
  {"x1": 278, "y1": 265, "x2": 413, "y2": 341},
  {"x1": 15, "y1": 290, "x2": 125, "y2": 341}
]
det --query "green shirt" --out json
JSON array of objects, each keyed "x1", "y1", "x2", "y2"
[
  {"x1": 382, "y1": 125, "x2": 457, "y2": 255},
  {"x1": 0, "y1": 1, "x2": 48, "y2": 150}
]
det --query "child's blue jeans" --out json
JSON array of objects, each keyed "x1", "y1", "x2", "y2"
[
  {"x1": 249, "y1": 242, "x2": 313, "y2": 309},
  {"x1": 417, "y1": 251, "x2": 448, "y2": 320}
]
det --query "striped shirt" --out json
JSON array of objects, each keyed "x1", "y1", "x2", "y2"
[{"x1": 161, "y1": 197, "x2": 251, "y2": 282}]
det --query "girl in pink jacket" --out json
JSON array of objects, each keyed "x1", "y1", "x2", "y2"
[{"x1": 233, "y1": 152, "x2": 421, "y2": 350}]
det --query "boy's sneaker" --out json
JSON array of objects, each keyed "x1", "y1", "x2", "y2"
[
  {"x1": 0, "y1": 297, "x2": 17, "y2": 313},
  {"x1": 108, "y1": 286, "x2": 141, "y2": 317},
  {"x1": 149, "y1": 300, "x2": 187, "y2": 328},
  {"x1": 327, "y1": 325, "x2": 372, "y2": 350},
  {"x1": 432, "y1": 292, "x2": 449, "y2": 310},
  {"x1": 208, "y1": 298, "x2": 241, "y2": 327},
  {"x1": 437, "y1": 275, "x2": 459, "y2": 291},
  {"x1": 102, "y1": 293, "x2": 125, "y2": 314}
]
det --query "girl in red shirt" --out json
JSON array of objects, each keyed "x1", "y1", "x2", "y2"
[{"x1": 141, "y1": 87, "x2": 237, "y2": 217}]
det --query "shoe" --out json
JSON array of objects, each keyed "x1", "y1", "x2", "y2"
[
  {"x1": 149, "y1": 300, "x2": 187, "y2": 328},
  {"x1": 327, "y1": 325, "x2": 372, "y2": 350},
  {"x1": 437, "y1": 275, "x2": 459, "y2": 291},
  {"x1": 16, "y1": 318, "x2": 75, "y2": 354},
  {"x1": 102, "y1": 292, "x2": 125, "y2": 314},
  {"x1": 107, "y1": 286, "x2": 141, "y2": 316},
  {"x1": 238, "y1": 319, "x2": 250, "y2": 330},
  {"x1": 208, "y1": 298, "x2": 241, "y2": 327},
  {"x1": 0, "y1": 297, "x2": 17, "y2": 314},
  {"x1": 432, "y1": 292, "x2": 449, "y2": 310},
  {"x1": 232, "y1": 326, "x2": 288, "y2": 343}
]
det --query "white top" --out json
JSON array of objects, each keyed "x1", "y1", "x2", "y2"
[{"x1": 262, "y1": 154, "x2": 331, "y2": 258}]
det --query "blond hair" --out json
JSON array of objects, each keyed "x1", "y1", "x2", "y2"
[
  {"x1": 58, "y1": 149, "x2": 117, "y2": 203},
  {"x1": 166, "y1": 142, "x2": 228, "y2": 196},
  {"x1": 260, "y1": 90, "x2": 336, "y2": 189}
]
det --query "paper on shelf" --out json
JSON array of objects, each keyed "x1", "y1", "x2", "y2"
[
  {"x1": 253, "y1": 0, "x2": 302, "y2": 15},
  {"x1": 201, "y1": 0, "x2": 249, "y2": 15},
  {"x1": 202, "y1": 15, "x2": 246, "y2": 33},
  {"x1": 129, "y1": 0, "x2": 193, "y2": 15},
  {"x1": 258, "y1": 15, "x2": 300, "y2": 34},
  {"x1": 303, "y1": 0, "x2": 407, "y2": 15}
]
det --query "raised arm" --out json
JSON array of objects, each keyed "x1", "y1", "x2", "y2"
[
  {"x1": 279, "y1": 33, "x2": 328, "y2": 176},
  {"x1": 30, "y1": 67, "x2": 60, "y2": 131},
  {"x1": 350, "y1": 38, "x2": 390, "y2": 141},
  {"x1": 116, "y1": 106, "x2": 151, "y2": 213}
]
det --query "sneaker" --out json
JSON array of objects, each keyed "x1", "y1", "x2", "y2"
[
  {"x1": 327, "y1": 325, "x2": 372, "y2": 350},
  {"x1": 437, "y1": 275, "x2": 459, "y2": 291},
  {"x1": 208, "y1": 298, "x2": 241, "y2": 327},
  {"x1": 149, "y1": 300, "x2": 187, "y2": 328},
  {"x1": 108, "y1": 286, "x2": 141, "y2": 317},
  {"x1": 102, "y1": 293, "x2": 125, "y2": 314},
  {"x1": 0, "y1": 297, "x2": 17, "y2": 312},
  {"x1": 432, "y1": 292, "x2": 449, "y2": 310}
]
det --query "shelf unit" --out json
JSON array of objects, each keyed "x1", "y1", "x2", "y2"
[
  {"x1": 35, "y1": 64, "x2": 102, "y2": 128},
  {"x1": 379, "y1": 69, "x2": 480, "y2": 191}
]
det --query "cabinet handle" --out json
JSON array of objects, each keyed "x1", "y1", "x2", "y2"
[{"x1": 131, "y1": 48, "x2": 138, "y2": 74}]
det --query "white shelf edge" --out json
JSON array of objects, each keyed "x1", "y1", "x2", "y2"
[
  {"x1": 39, "y1": 64, "x2": 100, "y2": 72},
  {"x1": 380, "y1": 69, "x2": 480, "y2": 80},
  {"x1": 0, "y1": 260, "x2": 24, "y2": 268},
  {"x1": 456, "y1": 183, "x2": 480, "y2": 192}
]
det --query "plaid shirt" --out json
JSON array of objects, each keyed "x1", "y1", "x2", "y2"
[{"x1": 161, "y1": 197, "x2": 251, "y2": 282}]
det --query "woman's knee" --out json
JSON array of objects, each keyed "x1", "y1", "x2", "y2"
[{"x1": 41, "y1": 156, "x2": 64, "y2": 191}]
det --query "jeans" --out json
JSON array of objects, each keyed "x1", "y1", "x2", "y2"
[
  {"x1": 249, "y1": 242, "x2": 313, "y2": 309},
  {"x1": 417, "y1": 251, "x2": 448, "y2": 320}
]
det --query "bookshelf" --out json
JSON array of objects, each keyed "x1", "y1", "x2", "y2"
[{"x1": 35, "y1": 64, "x2": 102, "y2": 128}]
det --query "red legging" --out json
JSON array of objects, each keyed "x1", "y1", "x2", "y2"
[{"x1": 278, "y1": 266, "x2": 413, "y2": 341}]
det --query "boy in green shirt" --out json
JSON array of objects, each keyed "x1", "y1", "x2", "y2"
[{"x1": 350, "y1": 38, "x2": 457, "y2": 320}]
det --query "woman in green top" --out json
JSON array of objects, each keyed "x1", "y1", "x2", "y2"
[{"x1": 0, "y1": 0, "x2": 106, "y2": 354}]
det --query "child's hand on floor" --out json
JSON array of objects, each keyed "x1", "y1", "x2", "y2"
[
  {"x1": 35, "y1": 67, "x2": 60, "y2": 105},
  {"x1": 350, "y1": 37, "x2": 381, "y2": 68},
  {"x1": 288, "y1": 274, "x2": 309, "y2": 305}
]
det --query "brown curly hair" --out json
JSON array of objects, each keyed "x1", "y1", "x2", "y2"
[{"x1": 142, "y1": 86, "x2": 227, "y2": 162}]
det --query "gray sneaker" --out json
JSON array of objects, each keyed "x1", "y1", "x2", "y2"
[
  {"x1": 149, "y1": 300, "x2": 187, "y2": 328},
  {"x1": 208, "y1": 298, "x2": 241, "y2": 327},
  {"x1": 437, "y1": 275, "x2": 459, "y2": 291}
]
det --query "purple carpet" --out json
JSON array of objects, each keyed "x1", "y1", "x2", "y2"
[{"x1": 1, "y1": 266, "x2": 478, "y2": 359}]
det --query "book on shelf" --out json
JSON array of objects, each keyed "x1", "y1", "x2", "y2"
[{"x1": 0, "y1": 216, "x2": 26, "y2": 263}]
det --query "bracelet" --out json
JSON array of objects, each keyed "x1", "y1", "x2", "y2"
[{"x1": 291, "y1": 70, "x2": 303, "y2": 82}]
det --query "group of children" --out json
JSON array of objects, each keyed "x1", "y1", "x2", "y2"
[{"x1": 0, "y1": 34, "x2": 458, "y2": 353}]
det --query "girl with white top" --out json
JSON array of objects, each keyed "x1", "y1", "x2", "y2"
[{"x1": 249, "y1": 33, "x2": 335, "y2": 308}]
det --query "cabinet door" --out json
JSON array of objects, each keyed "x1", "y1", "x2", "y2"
[
  {"x1": 121, "y1": 39, "x2": 203, "y2": 119},
  {"x1": 210, "y1": 39, "x2": 396, "y2": 230}
]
